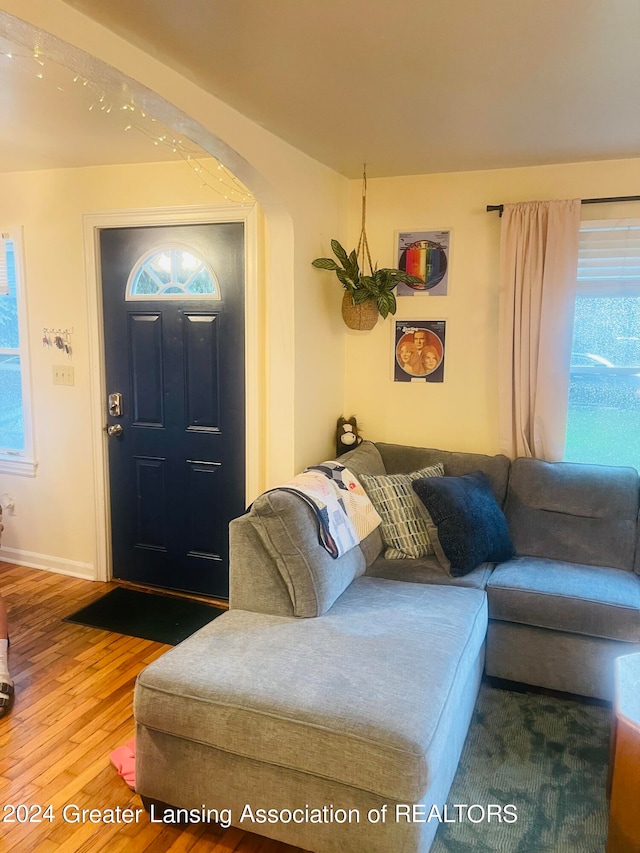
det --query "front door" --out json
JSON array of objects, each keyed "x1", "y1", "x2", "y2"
[{"x1": 100, "y1": 222, "x2": 245, "y2": 598}]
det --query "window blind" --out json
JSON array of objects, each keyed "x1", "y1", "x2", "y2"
[{"x1": 578, "y1": 221, "x2": 640, "y2": 297}]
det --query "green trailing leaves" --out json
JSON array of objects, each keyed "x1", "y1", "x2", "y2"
[
  {"x1": 377, "y1": 292, "x2": 396, "y2": 318},
  {"x1": 336, "y1": 269, "x2": 355, "y2": 290},
  {"x1": 311, "y1": 257, "x2": 340, "y2": 270},
  {"x1": 331, "y1": 239, "x2": 349, "y2": 265},
  {"x1": 311, "y1": 239, "x2": 423, "y2": 319},
  {"x1": 313, "y1": 240, "x2": 360, "y2": 293},
  {"x1": 388, "y1": 270, "x2": 425, "y2": 286},
  {"x1": 352, "y1": 287, "x2": 373, "y2": 305}
]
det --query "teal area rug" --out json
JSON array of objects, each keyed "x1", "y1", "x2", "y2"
[{"x1": 431, "y1": 684, "x2": 610, "y2": 853}]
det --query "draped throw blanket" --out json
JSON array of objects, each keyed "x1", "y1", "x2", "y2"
[
  {"x1": 270, "y1": 463, "x2": 382, "y2": 558},
  {"x1": 498, "y1": 199, "x2": 581, "y2": 461}
]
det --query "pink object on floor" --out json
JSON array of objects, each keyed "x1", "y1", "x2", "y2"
[{"x1": 110, "y1": 737, "x2": 136, "y2": 789}]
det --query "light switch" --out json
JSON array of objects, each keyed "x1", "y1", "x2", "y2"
[{"x1": 53, "y1": 365, "x2": 74, "y2": 386}]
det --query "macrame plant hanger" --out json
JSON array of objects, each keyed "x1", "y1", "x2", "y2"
[
  {"x1": 356, "y1": 165, "x2": 374, "y2": 277},
  {"x1": 341, "y1": 163, "x2": 379, "y2": 330}
]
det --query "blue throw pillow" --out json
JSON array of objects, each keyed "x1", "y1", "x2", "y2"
[{"x1": 412, "y1": 471, "x2": 515, "y2": 576}]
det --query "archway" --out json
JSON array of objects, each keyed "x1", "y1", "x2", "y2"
[{"x1": 0, "y1": 5, "x2": 315, "y2": 583}]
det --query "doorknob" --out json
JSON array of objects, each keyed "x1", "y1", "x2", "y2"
[{"x1": 107, "y1": 424, "x2": 124, "y2": 437}]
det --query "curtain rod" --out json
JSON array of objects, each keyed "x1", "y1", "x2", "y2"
[{"x1": 486, "y1": 195, "x2": 640, "y2": 217}]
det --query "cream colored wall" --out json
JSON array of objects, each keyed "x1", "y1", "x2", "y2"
[{"x1": 344, "y1": 157, "x2": 640, "y2": 454}]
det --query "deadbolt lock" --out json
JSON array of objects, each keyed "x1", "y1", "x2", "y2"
[{"x1": 108, "y1": 392, "x2": 123, "y2": 417}]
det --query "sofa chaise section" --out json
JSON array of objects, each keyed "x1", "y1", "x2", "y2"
[{"x1": 135, "y1": 578, "x2": 487, "y2": 853}]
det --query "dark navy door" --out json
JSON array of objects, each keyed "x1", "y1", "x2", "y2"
[{"x1": 100, "y1": 222, "x2": 245, "y2": 598}]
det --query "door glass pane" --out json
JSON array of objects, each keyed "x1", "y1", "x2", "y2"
[
  {"x1": 135, "y1": 269, "x2": 160, "y2": 295},
  {"x1": 126, "y1": 246, "x2": 220, "y2": 300},
  {"x1": 565, "y1": 296, "x2": 640, "y2": 469},
  {"x1": 0, "y1": 353, "x2": 24, "y2": 450},
  {"x1": 175, "y1": 250, "x2": 200, "y2": 284}
]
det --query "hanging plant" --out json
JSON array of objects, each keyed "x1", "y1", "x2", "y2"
[{"x1": 312, "y1": 168, "x2": 421, "y2": 328}]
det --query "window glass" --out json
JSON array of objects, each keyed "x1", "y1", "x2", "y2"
[
  {"x1": 0, "y1": 240, "x2": 25, "y2": 452},
  {"x1": 126, "y1": 246, "x2": 219, "y2": 300},
  {"x1": 565, "y1": 222, "x2": 640, "y2": 470},
  {"x1": 0, "y1": 242, "x2": 19, "y2": 349},
  {"x1": 0, "y1": 354, "x2": 24, "y2": 451}
]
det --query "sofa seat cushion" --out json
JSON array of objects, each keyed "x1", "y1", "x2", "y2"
[
  {"x1": 135, "y1": 577, "x2": 487, "y2": 802},
  {"x1": 366, "y1": 555, "x2": 494, "y2": 590},
  {"x1": 487, "y1": 556, "x2": 640, "y2": 643}
]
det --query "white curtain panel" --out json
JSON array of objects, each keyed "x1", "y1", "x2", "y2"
[{"x1": 498, "y1": 199, "x2": 581, "y2": 461}]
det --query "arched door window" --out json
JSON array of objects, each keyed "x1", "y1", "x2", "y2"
[{"x1": 125, "y1": 244, "x2": 220, "y2": 300}]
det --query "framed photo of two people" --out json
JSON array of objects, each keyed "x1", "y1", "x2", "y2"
[{"x1": 394, "y1": 320, "x2": 446, "y2": 383}]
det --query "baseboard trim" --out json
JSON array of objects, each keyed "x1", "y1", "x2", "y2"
[{"x1": 0, "y1": 546, "x2": 95, "y2": 580}]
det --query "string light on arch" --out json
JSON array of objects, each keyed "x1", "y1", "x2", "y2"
[{"x1": 0, "y1": 38, "x2": 255, "y2": 204}]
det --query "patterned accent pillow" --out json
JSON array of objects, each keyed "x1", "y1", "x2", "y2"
[{"x1": 359, "y1": 463, "x2": 444, "y2": 559}]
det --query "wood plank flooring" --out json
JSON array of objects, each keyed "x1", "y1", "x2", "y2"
[{"x1": 0, "y1": 562, "x2": 302, "y2": 853}]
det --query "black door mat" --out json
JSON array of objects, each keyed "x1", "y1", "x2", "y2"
[{"x1": 64, "y1": 586, "x2": 226, "y2": 645}]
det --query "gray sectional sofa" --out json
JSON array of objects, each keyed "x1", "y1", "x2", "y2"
[{"x1": 134, "y1": 440, "x2": 640, "y2": 853}]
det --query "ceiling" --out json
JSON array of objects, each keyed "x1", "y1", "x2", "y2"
[
  {"x1": 0, "y1": 32, "x2": 188, "y2": 172},
  {"x1": 3, "y1": 1, "x2": 640, "y2": 178}
]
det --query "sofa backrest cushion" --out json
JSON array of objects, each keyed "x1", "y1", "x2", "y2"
[
  {"x1": 248, "y1": 490, "x2": 366, "y2": 617},
  {"x1": 505, "y1": 457, "x2": 640, "y2": 570},
  {"x1": 375, "y1": 443, "x2": 511, "y2": 506},
  {"x1": 339, "y1": 440, "x2": 388, "y2": 478}
]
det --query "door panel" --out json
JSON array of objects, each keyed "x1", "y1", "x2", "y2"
[
  {"x1": 101, "y1": 222, "x2": 245, "y2": 598},
  {"x1": 187, "y1": 460, "x2": 224, "y2": 557},
  {"x1": 129, "y1": 314, "x2": 164, "y2": 425},
  {"x1": 134, "y1": 456, "x2": 167, "y2": 549},
  {"x1": 184, "y1": 314, "x2": 220, "y2": 429}
]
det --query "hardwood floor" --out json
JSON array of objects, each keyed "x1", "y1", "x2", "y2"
[{"x1": 0, "y1": 562, "x2": 302, "y2": 852}]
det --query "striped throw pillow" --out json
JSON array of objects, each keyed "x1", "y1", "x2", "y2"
[{"x1": 359, "y1": 463, "x2": 444, "y2": 559}]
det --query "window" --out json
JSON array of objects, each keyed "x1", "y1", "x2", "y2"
[
  {"x1": 0, "y1": 229, "x2": 35, "y2": 476},
  {"x1": 565, "y1": 220, "x2": 640, "y2": 470},
  {"x1": 126, "y1": 245, "x2": 219, "y2": 300}
]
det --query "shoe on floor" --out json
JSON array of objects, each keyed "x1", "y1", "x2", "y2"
[{"x1": 0, "y1": 681, "x2": 14, "y2": 718}]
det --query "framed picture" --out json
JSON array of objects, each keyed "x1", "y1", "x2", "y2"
[
  {"x1": 396, "y1": 230, "x2": 451, "y2": 297},
  {"x1": 394, "y1": 320, "x2": 446, "y2": 383}
]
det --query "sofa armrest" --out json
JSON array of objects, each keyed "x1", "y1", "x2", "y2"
[{"x1": 229, "y1": 515, "x2": 294, "y2": 616}]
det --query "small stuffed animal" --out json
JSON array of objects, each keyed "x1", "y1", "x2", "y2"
[{"x1": 336, "y1": 416, "x2": 363, "y2": 457}]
